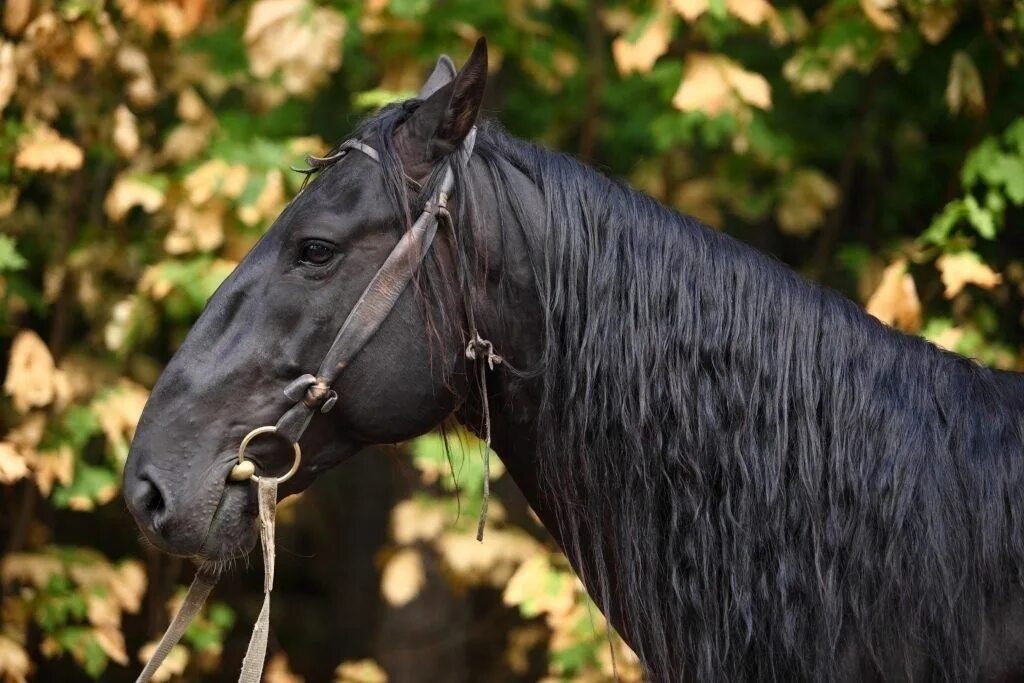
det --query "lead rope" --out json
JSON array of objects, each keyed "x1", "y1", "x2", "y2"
[{"x1": 137, "y1": 477, "x2": 279, "y2": 683}]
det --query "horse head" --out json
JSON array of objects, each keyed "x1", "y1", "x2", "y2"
[{"x1": 123, "y1": 40, "x2": 508, "y2": 562}]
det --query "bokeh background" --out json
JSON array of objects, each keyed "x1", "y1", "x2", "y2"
[{"x1": 2, "y1": 0, "x2": 1024, "y2": 680}]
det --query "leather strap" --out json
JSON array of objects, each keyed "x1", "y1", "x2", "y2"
[{"x1": 275, "y1": 128, "x2": 476, "y2": 447}]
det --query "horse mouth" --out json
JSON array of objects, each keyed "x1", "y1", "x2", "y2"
[{"x1": 197, "y1": 480, "x2": 259, "y2": 563}]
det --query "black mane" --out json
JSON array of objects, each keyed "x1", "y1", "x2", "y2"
[{"x1": 341, "y1": 103, "x2": 1024, "y2": 681}]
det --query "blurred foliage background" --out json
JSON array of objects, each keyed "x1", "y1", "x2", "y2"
[{"x1": 1, "y1": 0, "x2": 1024, "y2": 680}]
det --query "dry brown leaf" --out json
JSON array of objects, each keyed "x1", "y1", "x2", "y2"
[
  {"x1": 945, "y1": 51, "x2": 984, "y2": 116},
  {"x1": 0, "y1": 185, "x2": 18, "y2": 218},
  {"x1": 390, "y1": 500, "x2": 446, "y2": 544},
  {"x1": 380, "y1": 548, "x2": 425, "y2": 607},
  {"x1": 673, "y1": 53, "x2": 771, "y2": 115},
  {"x1": 265, "y1": 653, "x2": 304, "y2": 683},
  {"x1": 244, "y1": 0, "x2": 347, "y2": 96},
  {"x1": 3, "y1": 0, "x2": 34, "y2": 36},
  {"x1": 936, "y1": 252, "x2": 1002, "y2": 299},
  {"x1": 0, "y1": 443, "x2": 30, "y2": 484},
  {"x1": 438, "y1": 529, "x2": 543, "y2": 586},
  {"x1": 86, "y1": 593, "x2": 121, "y2": 628},
  {"x1": 238, "y1": 169, "x2": 285, "y2": 226},
  {"x1": 919, "y1": 5, "x2": 957, "y2": 44},
  {"x1": 93, "y1": 626, "x2": 129, "y2": 666},
  {"x1": 335, "y1": 659, "x2": 387, "y2": 683},
  {"x1": 0, "y1": 634, "x2": 31, "y2": 683},
  {"x1": 104, "y1": 175, "x2": 165, "y2": 222},
  {"x1": 776, "y1": 169, "x2": 839, "y2": 236},
  {"x1": 137, "y1": 642, "x2": 188, "y2": 683},
  {"x1": 92, "y1": 382, "x2": 149, "y2": 459},
  {"x1": 669, "y1": 0, "x2": 707, "y2": 21},
  {"x1": 865, "y1": 259, "x2": 921, "y2": 332},
  {"x1": 860, "y1": 0, "x2": 899, "y2": 31},
  {"x1": 112, "y1": 561, "x2": 147, "y2": 613},
  {"x1": 727, "y1": 0, "x2": 774, "y2": 25},
  {"x1": 1, "y1": 552, "x2": 63, "y2": 587},
  {"x1": 184, "y1": 160, "x2": 246, "y2": 205},
  {"x1": 0, "y1": 42, "x2": 16, "y2": 117},
  {"x1": 166, "y1": 201, "x2": 225, "y2": 254},
  {"x1": 14, "y1": 126, "x2": 84, "y2": 173},
  {"x1": 503, "y1": 555, "x2": 576, "y2": 618},
  {"x1": 28, "y1": 445, "x2": 73, "y2": 496},
  {"x1": 611, "y1": 10, "x2": 672, "y2": 75},
  {"x1": 177, "y1": 87, "x2": 209, "y2": 122},
  {"x1": 113, "y1": 105, "x2": 140, "y2": 159},
  {"x1": 4, "y1": 330, "x2": 64, "y2": 412}
]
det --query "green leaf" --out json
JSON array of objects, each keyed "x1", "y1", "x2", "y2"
[{"x1": 0, "y1": 235, "x2": 28, "y2": 271}]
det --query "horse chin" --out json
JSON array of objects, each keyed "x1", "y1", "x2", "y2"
[{"x1": 197, "y1": 481, "x2": 259, "y2": 563}]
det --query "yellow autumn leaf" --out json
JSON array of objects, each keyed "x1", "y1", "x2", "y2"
[
  {"x1": 936, "y1": 252, "x2": 1002, "y2": 299},
  {"x1": 0, "y1": 41, "x2": 16, "y2": 117},
  {"x1": 0, "y1": 184, "x2": 18, "y2": 218},
  {"x1": 919, "y1": 5, "x2": 957, "y2": 44},
  {"x1": 177, "y1": 87, "x2": 210, "y2": 122},
  {"x1": 673, "y1": 53, "x2": 771, "y2": 115},
  {"x1": 1, "y1": 552, "x2": 63, "y2": 587},
  {"x1": 0, "y1": 443, "x2": 30, "y2": 484},
  {"x1": 184, "y1": 159, "x2": 247, "y2": 205},
  {"x1": 945, "y1": 51, "x2": 984, "y2": 117},
  {"x1": 503, "y1": 555, "x2": 576, "y2": 619},
  {"x1": 4, "y1": 330, "x2": 68, "y2": 413},
  {"x1": 264, "y1": 653, "x2": 303, "y2": 683},
  {"x1": 166, "y1": 201, "x2": 225, "y2": 254},
  {"x1": 138, "y1": 642, "x2": 188, "y2": 683},
  {"x1": 3, "y1": 0, "x2": 33, "y2": 36},
  {"x1": 335, "y1": 659, "x2": 388, "y2": 683},
  {"x1": 391, "y1": 499, "x2": 446, "y2": 544},
  {"x1": 865, "y1": 259, "x2": 922, "y2": 332},
  {"x1": 611, "y1": 10, "x2": 673, "y2": 75},
  {"x1": 776, "y1": 169, "x2": 839, "y2": 236},
  {"x1": 437, "y1": 529, "x2": 543, "y2": 586},
  {"x1": 238, "y1": 169, "x2": 286, "y2": 226},
  {"x1": 380, "y1": 548, "x2": 425, "y2": 607},
  {"x1": 726, "y1": 0, "x2": 774, "y2": 25},
  {"x1": 244, "y1": 0, "x2": 347, "y2": 96},
  {"x1": 91, "y1": 381, "x2": 149, "y2": 460},
  {"x1": 113, "y1": 105, "x2": 140, "y2": 158},
  {"x1": 0, "y1": 634, "x2": 32, "y2": 683},
  {"x1": 93, "y1": 626, "x2": 129, "y2": 666},
  {"x1": 104, "y1": 174, "x2": 165, "y2": 222},
  {"x1": 28, "y1": 445, "x2": 74, "y2": 496},
  {"x1": 860, "y1": 0, "x2": 899, "y2": 31},
  {"x1": 669, "y1": 0, "x2": 707, "y2": 21},
  {"x1": 14, "y1": 126, "x2": 84, "y2": 173}
]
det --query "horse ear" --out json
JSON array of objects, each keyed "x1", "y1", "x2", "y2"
[
  {"x1": 419, "y1": 55, "x2": 456, "y2": 99},
  {"x1": 397, "y1": 37, "x2": 488, "y2": 179}
]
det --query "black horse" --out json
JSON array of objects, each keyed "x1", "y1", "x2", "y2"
[{"x1": 124, "y1": 40, "x2": 1024, "y2": 682}]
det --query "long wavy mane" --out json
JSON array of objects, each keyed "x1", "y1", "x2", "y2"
[{"x1": 333, "y1": 104, "x2": 1024, "y2": 681}]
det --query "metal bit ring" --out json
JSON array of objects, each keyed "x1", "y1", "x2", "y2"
[{"x1": 231, "y1": 425, "x2": 301, "y2": 484}]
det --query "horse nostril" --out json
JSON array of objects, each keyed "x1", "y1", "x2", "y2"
[{"x1": 137, "y1": 473, "x2": 167, "y2": 523}]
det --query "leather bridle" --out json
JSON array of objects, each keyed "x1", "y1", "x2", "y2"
[
  {"x1": 138, "y1": 127, "x2": 501, "y2": 683},
  {"x1": 229, "y1": 127, "x2": 487, "y2": 483}
]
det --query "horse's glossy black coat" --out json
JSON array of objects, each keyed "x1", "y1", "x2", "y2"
[{"x1": 125, "y1": 41, "x2": 1024, "y2": 681}]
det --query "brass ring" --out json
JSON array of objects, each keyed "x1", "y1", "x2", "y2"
[{"x1": 231, "y1": 425, "x2": 301, "y2": 484}]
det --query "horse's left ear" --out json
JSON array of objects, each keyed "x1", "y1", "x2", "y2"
[{"x1": 397, "y1": 37, "x2": 487, "y2": 178}]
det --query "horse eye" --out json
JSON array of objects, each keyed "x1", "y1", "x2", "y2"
[{"x1": 299, "y1": 240, "x2": 336, "y2": 266}]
